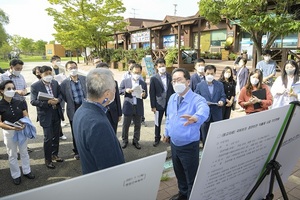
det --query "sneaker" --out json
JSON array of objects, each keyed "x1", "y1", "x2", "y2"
[
  {"x1": 60, "y1": 134, "x2": 67, "y2": 140},
  {"x1": 61, "y1": 121, "x2": 67, "y2": 127},
  {"x1": 141, "y1": 121, "x2": 147, "y2": 127}
]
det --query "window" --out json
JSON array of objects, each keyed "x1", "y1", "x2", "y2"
[{"x1": 211, "y1": 30, "x2": 227, "y2": 46}]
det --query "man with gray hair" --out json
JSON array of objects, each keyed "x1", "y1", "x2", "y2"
[{"x1": 73, "y1": 68, "x2": 125, "y2": 174}]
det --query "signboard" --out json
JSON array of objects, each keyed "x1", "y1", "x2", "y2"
[
  {"x1": 131, "y1": 30, "x2": 150, "y2": 44},
  {"x1": 190, "y1": 105, "x2": 291, "y2": 200},
  {"x1": 141, "y1": 56, "x2": 155, "y2": 77},
  {"x1": 2, "y1": 152, "x2": 167, "y2": 200}
]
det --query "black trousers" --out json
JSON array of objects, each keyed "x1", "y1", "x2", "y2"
[
  {"x1": 42, "y1": 109, "x2": 61, "y2": 162},
  {"x1": 122, "y1": 106, "x2": 141, "y2": 143},
  {"x1": 69, "y1": 103, "x2": 81, "y2": 154},
  {"x1": 154, "y1": 109, "x2": 165, "y2": 142}
]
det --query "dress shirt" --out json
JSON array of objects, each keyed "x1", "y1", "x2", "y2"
[
  {"x1": 70, "y1": 78, "x2": 85, "y2": 104},
  {"x1": 160, "y1": 73, "x2": 167, "y2": 92},
  {"x1": 165, "y1": 89, "x2": 209, "y2": 146}
]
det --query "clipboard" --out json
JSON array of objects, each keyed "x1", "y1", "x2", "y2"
[{"x1": 252, "y1": 88, "x2": 266, "y2": 109}]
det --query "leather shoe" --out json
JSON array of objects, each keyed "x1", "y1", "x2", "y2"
[
  {"x1": 132, "y1": 141, "x2": 141, "y2": 150},
  {"x1": 52, "y1": 155, "x2": 64, "y2": 162},
  {"x1": 169, "y1": 193, "x2": 187, "y2": 200},
  {"x1": 13, "y1": 177, "x2": 21, "y2": 185},
  {"x1": 23, "y1": 172, "x2": 35, "y2": 179},
  {"x1": 74, "y1": 154, "x2": 80, "y2": 160},
  {"x1": 45, "y1": 160, "x2": 55, "y2": 169},
  {"x1": 153, "y1": 140, "x2": 160, "y2": 147},
  {"x1": 121, "y1": 142, "x2": 128, "y2": 149}
]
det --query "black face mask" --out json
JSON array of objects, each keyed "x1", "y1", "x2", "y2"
[{"x1": 36, "y1": 75, "x2": 41, "y2": 79}]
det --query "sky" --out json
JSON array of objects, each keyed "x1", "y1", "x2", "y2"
[{"x1": 0, "y1": 0, "x2": 200, "y2": 42}]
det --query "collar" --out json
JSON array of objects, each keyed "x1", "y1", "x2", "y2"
[{"x1": 85, "y1": 99, "x2": 107, "y2": 113}]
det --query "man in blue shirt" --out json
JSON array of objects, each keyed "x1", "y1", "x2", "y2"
[
  {"x1": 164, "y1": 68, "x2": 209, "y2": 200},
  {"x1": 256, "y1": 49, "x2": 276, "y2": 87}
]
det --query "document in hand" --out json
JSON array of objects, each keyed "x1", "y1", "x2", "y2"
[
  {"x1": 292, "y1": 82, "x2": 300, "y2": 94},
  {"x1": 252, "y1": 88, "x2": 266, "y2": 109},
  {"x1": 37, "y1": 92, "x2": 54, "y2": 101},
  {"x1": 54, "y1": 73, "x2": 67, "y2": 84},
  {"x1": 4, "y1": 120, "x2": 23, "y2": 128},
  {"x1": 132, "y1": 85, "x2": 143, "y2": 99}
]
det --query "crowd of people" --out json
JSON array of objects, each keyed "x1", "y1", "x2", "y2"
[{"x1": 0, "y1": 52, "x2": 299, "y2": 200}]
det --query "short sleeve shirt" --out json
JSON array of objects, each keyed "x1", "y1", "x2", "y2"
[{"x1": 0, "y1": 98, "x2": 26, "y2": 122}]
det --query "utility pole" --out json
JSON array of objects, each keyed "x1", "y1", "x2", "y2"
[
  {"x1": 173, "y1": 4, "x2": 177, "y2": 16},
  {"x1": 131, "y1": 8, "x2": 138, "y2": 18}
]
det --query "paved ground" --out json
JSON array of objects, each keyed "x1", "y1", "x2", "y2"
[{"x1": 0, "y1": 59, "x2": 299, "y2": 199}]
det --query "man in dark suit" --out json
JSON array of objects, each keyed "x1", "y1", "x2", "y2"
[
  {"x1": 149, "y1": 58, "x2": 174, "y2": 147},
  {"x1": 96, "y1": 62, "x2": 122, "y2": 134},
  {"x1": 30, "y1": 66, "x2": 64, "y2": 169},
  {"x1": 195, "y1": 65, "x2": 226, "y2": 146},
  {"x1": 119, "y1": 64, "x2": 148, "y2": 150},
  {"x1": 190, "y1": 58, "x2": 206, "y2": 91},
  {"x1": 60, "y1": 61, "x2": 87, "y2": 160}
]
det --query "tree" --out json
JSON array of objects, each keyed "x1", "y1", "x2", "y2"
[
  {"x1": 199, "y1": 0, "x2": 300, "y2": 63},
  {"x1": 34, "y1": 40, "x2": 48, "y2": 55},
  {"x1": 0, "y1": 42, "x2": 12, "y2": 60},
  {"x1": 46, "y1": 0, "x2": 127, "y2": 63},
  {"x1": 9, "y1": 35, "x2": 22, "y2": 53},
  {"x1": 19, "y1": 38, "x2": 34, "y2": 55},
  {"x1": 0, "y1": 9, "x2": 9, "y2": 48}
]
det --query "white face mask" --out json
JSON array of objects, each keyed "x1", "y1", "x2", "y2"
[
  {"x1": 206, "y1": 75, "x2": 214, "y2": 82},
  {"x1": 158, "y1": 67, "x2": 166, "y2": 74},
  {"x1": 224, "y1": 72, "x2": 231, "y2": 79},
  {"x1": 132, "y1": 74, "x2": 140, "y2": 80},
  {"x1": 13, "y1": 70, "x2": 21, "y2": 76},
  {"x1": 4, "y1": 90, "x2": 16, "y2": 98},
  {"x1": 264, "y1": 56, "x2": 271, "y2": 62},
  {"x1": 70, "y1": 69, "x2": 78, "y2": 76},
  {"x1": 56, "y1": 61, "x2": 63, "y2": 67},
  {"x1": 197, "y1": 66, "x2": 205, "y2": 73},
  {"x1": 285, "y1": 68, "x2": 295, "y2": 75},
  {"x1": 250, "y1": 77, "x2": 259, "y2": 85},
  {"x1": 43, "y1": 75, "x2": 53, "y2": 83},
  {"x1": 238, "y1": 62, "x2": 244, "y2": 67},
  {"x1": 173, "y1": 83, "x2": 186, "y2": 94}
]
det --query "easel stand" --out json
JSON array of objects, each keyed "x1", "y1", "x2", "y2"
[{"x1": 245, "y1": 102, "x2": 300, "y2": 200}]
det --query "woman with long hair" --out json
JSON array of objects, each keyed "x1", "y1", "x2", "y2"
[
  {"x1": 271, "y1": 60, "x2": 299, "y2": 109},
  {"x1": 238, "y1": 69, "x2": 273, "y2": 114},
  {"x1": 219, "y1": 66, "x2": 236, "y2": 119}
]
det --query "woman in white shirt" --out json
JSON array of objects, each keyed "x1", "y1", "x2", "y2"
[{"x1": 271, "y1": 60, "x2": 299, "y2": 109}]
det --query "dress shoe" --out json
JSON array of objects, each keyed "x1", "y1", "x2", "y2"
[
  {"x1": 153, "y1": 140, "x2": 160, "y2": 147},
  {"x1": 74, "y1": 154, "x2": 80, "y2": 160},
  {"x1": 45, "y1": 160, "x2": 55, "y2": 169},
  {"x1": 121, "y1": 142, "x2": 128, "y2": 149},
  {"x1": 13, "y1": 177, "x2": 21, "y2": 185},
  {"x1": 132, "y1": 141, "x2": 141, "y2": 150},
  {"x1": 169, "y1": 193, "x2": 187, "y2": 200},
  {"x1": 52, "y1": 155, "x2": 64, "y2": 162},
  {"x1": 23, "y1": 172, "x2": 35, "y2": 179}
]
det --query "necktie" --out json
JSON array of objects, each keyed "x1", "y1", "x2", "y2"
[{"x1": 177, "y1": 96, "x2": 184, "y2": 110}]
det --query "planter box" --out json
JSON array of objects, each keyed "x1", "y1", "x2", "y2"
[
  {"x1": 110, "y1": 62, "x2": 118, "y2": 69},
  {"x1": 221, "y1": 49, "x2": 229, "y2": 60}
]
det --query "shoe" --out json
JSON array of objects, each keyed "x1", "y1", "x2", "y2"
[
  {"x1": 121, "y1": 142, "x2": 128, "y2": 149},
  {"x1": 52, "y1": 155, "x2": 64, "y2": 162},
  {"x1": 61, "y1": 121, "x2": 67, "y2": 127},
  {"x1": 141, "y1": 121, "x2": 147, "y2": 127},
  {"x1": 45, "y1": 160, "x2": 55, "y2": 169},
  {"x1": 153, "y1": 140, "x2": 160, "y2": 147},
  {"x1": 27, "y1": 147, "x2": 33, "y2": 153},
  {"x1": 132, "y1": 141, "x2": 141, "y2": 150},
  {"x1": 60, "y1": 134, "x2": 67, "y2": 140},
  {"x1": 169, "y1": 192, "x2": 187, "y2": 200},
  {"x1": 23, "y1": 172, "x2": 35, "y2": 179},
  {"x1": 74, "y1": 154, "x2": 80, "y2": 160},
  {"x1": 13, "y1": 177, "x2": 21, "y2": 185}
]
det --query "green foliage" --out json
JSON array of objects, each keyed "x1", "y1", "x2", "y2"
[
  {"x1": 19, "y1": 38, "x2": 34, "y2": 54},
  {"x1": 46, "y1": 0, "x2": 127, "y2": 57},
  {"x1": 199, "y1": 0, "x2": 300, "y2": 60},
  {"x1": 0, "y1": 9, "x2": 9, "y2": 48},
  {"x1": 165, "y1": 47, "x2": 178, "y2": 67},
  {"x1": 228, "y1": 53, "x2": 237, "y2": 60},
  {"x1": 0, "y1": 42, "x2": 12, "y2": 60},
  {"x1": 34, "y1": 40, "x2": 48, "y2": 55}
]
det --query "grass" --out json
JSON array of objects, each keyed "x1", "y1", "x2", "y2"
[
  {"x1": 0, "y1": 55, "x2": 84, "y2": 70},
  {"x1": 160, "y1": 173, "x2": 170, "y2": 182}
]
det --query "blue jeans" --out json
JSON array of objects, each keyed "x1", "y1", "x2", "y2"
[{"x1": 171, "y1": 140, "x2": 199, "y2": 198}]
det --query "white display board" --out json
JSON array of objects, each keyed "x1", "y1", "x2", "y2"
[
  {"x1": 252, "y1": 104, "x2": 300, "y2": 199},
  {"x1": 2, "y1": 151, "x2": 167, "y2": 200},
  {"x1": 190, "y1": 105, "x2": 291, "y2": 200}
]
